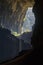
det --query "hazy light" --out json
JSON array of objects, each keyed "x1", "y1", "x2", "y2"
[
  {"x1": 11, "y1": 7, "x2": 35, "y2": 36},
  {"x1": 22, "y1": 7, "x2": 35, "y2": 33}
]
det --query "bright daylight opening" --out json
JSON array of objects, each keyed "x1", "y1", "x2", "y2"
[
  {"x1": 11, "y1": 7, "x2": 35, "y2": 37},
  {"x1": 22, "y1": 7, "x2": 35, "y2": 33}
]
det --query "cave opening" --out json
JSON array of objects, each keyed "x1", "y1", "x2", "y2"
[
  {"x1": 18, "y1": 6, "x2": 35, "y2": 52},
  {"x1": 0, "y1": 0, "x2": 43, "y2": 64},
  {"x1": 0, "y1": 0, "x2": 35, "y2": 63}
]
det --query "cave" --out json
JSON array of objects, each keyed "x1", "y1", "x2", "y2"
[{"x1": 0, "y1": 0, "x2": 43, "y2": 64}]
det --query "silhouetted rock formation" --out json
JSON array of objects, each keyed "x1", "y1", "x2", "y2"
[
  {"x1": 0, "y1": 27, "x2": 19, "y2": 63},
  {"x1": 19, "y1": 32, "x2": 32, "y2": 43},
  {"x1": 18, "y1": 32, "x2": 32, "y2": 50},
  {"x1": 0, "y1": 27, "x2": 32, "y2": 63}
]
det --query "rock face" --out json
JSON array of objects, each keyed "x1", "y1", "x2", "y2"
[
  {"x1": 31, "y1": 0, "x2": 43, "y2": 49},
  {"x1": 0, "y1": 0, "x2": 34, "y2": 33},
  {"x1": 0, "y1": 27, "x2": 19, "y2": 63}
]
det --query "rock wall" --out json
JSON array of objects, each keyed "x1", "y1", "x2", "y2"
[
  {"x1": 31, "y1": 0, "x2": 43, "y2": 49},
  {"x1": 0, "y1": 0, "x2": 34, "y2": 33}
]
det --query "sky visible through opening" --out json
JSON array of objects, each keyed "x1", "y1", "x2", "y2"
[{"x1": 22, "y1": 7, "x2": 35, "y2": 33}]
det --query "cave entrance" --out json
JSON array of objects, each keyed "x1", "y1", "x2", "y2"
[
  {"x1": 18, "y1": 6, "x2": 35, "y2": 52},
  {"x1": 11, "y1": 7, "x2": 35, "y2": 36},
  {"x1": 0, "y1": 0, "x2": 35, "y2": 63}
]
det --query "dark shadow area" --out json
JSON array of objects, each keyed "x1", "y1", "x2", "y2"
[
  {"x1": 0, "y1": 27, "x2": 19, "y2": 63},
  {"x1": 0, "y1": 27, "x2": 32, "y2": 63},
  {"x1": 18, "y1": 32, "x2": 32, "y2": 50}
]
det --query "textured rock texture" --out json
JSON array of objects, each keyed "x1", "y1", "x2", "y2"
[{"x1": 0, "y1": 0, "x2": 34, "y2": 33}]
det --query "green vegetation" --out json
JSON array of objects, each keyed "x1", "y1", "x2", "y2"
[
  {"x1": 11, "y1": 32, "x2": 21, "y2": 36},
  {"x1": 11, "y1": 29, "x2": 31, "y2": 37}
]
